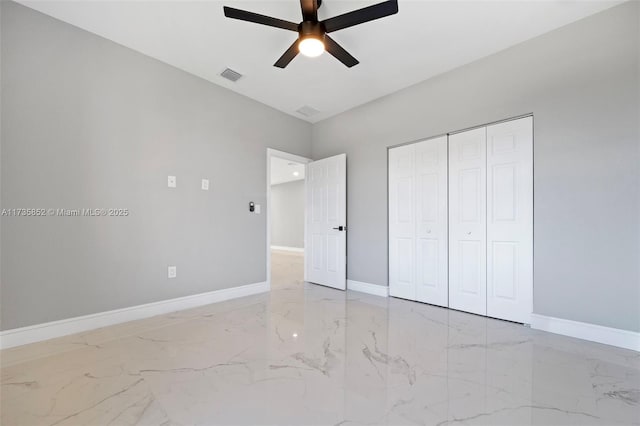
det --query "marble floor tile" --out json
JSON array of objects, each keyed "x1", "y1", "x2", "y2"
[{"x1": 2, "y1": 250, "x2": 639, "y2": 425}]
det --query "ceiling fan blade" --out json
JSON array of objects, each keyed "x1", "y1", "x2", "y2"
[
  {"x1": 223, "y1": 6, "x2": 299, "y2": 31},
  {"x1": 324, "y1": 35, "x2": 359, "y2": 68},
  {"x1": 300, "y1": 0, "x2": 318, "y2": 21},
  {"x1": 322, "y1": 0, "x2": 398, "y2": 33},
  {"x1": 274, "y1": 40, "x2": 301, "y2": 68}
]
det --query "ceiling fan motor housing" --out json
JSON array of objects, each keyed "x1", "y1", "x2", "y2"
[{"x1": 299, "y1": 21, "x2": 325, "y2": 41}]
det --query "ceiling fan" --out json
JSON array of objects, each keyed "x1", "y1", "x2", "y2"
[{"x1": 223, "y1": 0, "x2": 398, "y2": 68}]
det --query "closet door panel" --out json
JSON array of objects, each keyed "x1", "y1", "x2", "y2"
[
  {"x1": 415, "y1": 136, "x2": 449, "y2": 307},
  {"x1": 389, "y1": 144, "x2": 416, "y2": 300},
  {"x1": 449, "y1": 128, "x2": 487, "y2": 316},
  {"x1": 486, "y1": 117, "x2": 533, "y2": 323}
]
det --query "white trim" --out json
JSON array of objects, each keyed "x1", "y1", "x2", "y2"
[
  {"x1": 0, "y1": 281, "x2": 269, "y2": 350},
  {"x1": 270, "y1": 245, "x2": 304, "y2": 253},
  {"x1": 266, "y1": 148, "x2": 311, "y2": 287},
  {"x1": 347, "y1": 280, "x2": 389, "y2": 297},
  {"x1": 531, "y1": 314, "x2": 640, "y2": 352}
]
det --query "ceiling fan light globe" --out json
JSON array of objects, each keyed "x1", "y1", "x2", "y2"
[{"x1": 299, "y1": 37, "x2": 325, "y2": 57}]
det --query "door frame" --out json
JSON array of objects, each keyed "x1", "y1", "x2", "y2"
[{"x1": 266, "y1": 148, "x2": 312, "y2": 289}]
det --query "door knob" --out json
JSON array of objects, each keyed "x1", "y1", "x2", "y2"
[{"x1": 332, "y1": 226, "x2": 346, "y2": 231}]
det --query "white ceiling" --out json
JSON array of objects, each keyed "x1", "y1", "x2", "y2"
[
  {"x1": 271, "y1": 156, "x2": 305, "y2": 185},
  {"x1": 20, "y1": 0, "x2": 622, "y2": 123}
]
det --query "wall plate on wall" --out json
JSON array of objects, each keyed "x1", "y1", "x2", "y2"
[
  {"x1": 202, "y1": 179, "x2": 210, "y2": 190},
  {"x1": 168, "y1": 266, "x2": 177, "y2": 278},
  {"x1": 168, "y1": 176, "x2": 176, "y2": 188}
]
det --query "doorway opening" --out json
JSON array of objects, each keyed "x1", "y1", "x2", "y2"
[{"x1": 266, "y1": 149, "x2": 311, "y2": 291}]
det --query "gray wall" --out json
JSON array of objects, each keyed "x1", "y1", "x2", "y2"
[
  {"x1": 2, "y1": 1, "x2": 639, "y2": 334},
  {"x1": 0, "y1": 1, "x2": 311, "y2": 330},
  {"x1": 271, "y1": 180, "x2": 305, "y2": 249},
  {"x1": 312, "y1": 2, "x2": 640, "y2": 332}
]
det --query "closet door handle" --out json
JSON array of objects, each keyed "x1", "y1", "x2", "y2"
[{"x1": 332, "y1": 226, "x2": 345, "y2": 231}]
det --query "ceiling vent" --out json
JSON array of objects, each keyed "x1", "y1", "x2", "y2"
[
  {"x1": 296, "y1": 105, "x2": 320, "y2": 117},
  {"x1": 220, "y1": 68, "x2": 242, "y2": 82}
]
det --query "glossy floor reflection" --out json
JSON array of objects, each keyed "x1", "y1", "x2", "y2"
[{"x1": 1, "y1": 250, "x2": 639, "y2": 425}]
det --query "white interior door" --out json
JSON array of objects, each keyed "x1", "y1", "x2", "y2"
[
  {"x1": 449, "y1": 127, "x2": 487, "y2": 316},
  {"x1": 305, "y1": 154, "x2": 347, "y2": 290},
  {"x1": 389, "y1": 144, "x2": 416, "y2": 300},
  {"x1": 486, "y1": 117, "x2": 533, "y2": 323},
  {"x1": 415, "y1": 137, "x2": 449, "y2": 307}
]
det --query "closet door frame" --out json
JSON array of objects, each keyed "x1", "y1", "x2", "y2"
[{"x1": 387, "y1": 114, "x2": 533, "y2": 325}]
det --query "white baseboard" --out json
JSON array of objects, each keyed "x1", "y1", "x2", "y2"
[
  {"x1": 347, "y1": 280, "x2": 389, "y2": 297},
  {"x1": 0, "y1": 281, "x2": 269, "y2": 350},
  {"x1": 270, "y1": 245, "x2": 304, "y2": 253},
  {"x1": 531, "y1": 314, "x2": 640, "y2": 352}
]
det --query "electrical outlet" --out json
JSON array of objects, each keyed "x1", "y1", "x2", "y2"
[
  {"x1": 255, "y1": 204, "x2": 261, "y2": 214},
  {"x1": 168, "y1": 266, "x2": 177, "y2": 278},
  {"x1": 167, "y1": 176, "x2": 176, "y2": 188},
  {"x1": 201, "y1": 179, "x2": 209, "y2": 191}
]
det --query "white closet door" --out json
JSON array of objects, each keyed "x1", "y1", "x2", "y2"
[
  {"x1": 449, "y1": 127, "x2": 487, "y2": 316},
  {"x1": 486, "y1": 117, "x2": 533, "y2": 323},
  {"x1": 415, "y1": 136, "x2": 449, "y2": 307},
  {"x1": 389, "y1": 144, "x2": 415, "y2": 300}
]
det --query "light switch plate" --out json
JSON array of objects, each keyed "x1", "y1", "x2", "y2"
[
  {"x1": 168, "y1": 266, "x2": 177, "y2": 278},
  {"x1": 201, "y1": 179, "x2": 209, "y2": 191},
  {"x1": 167, "y1": 176, "x2": 176, "y2": 188},
  {"x1": 255, "y1": 204, "x2": 261, "y2": 214}
]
